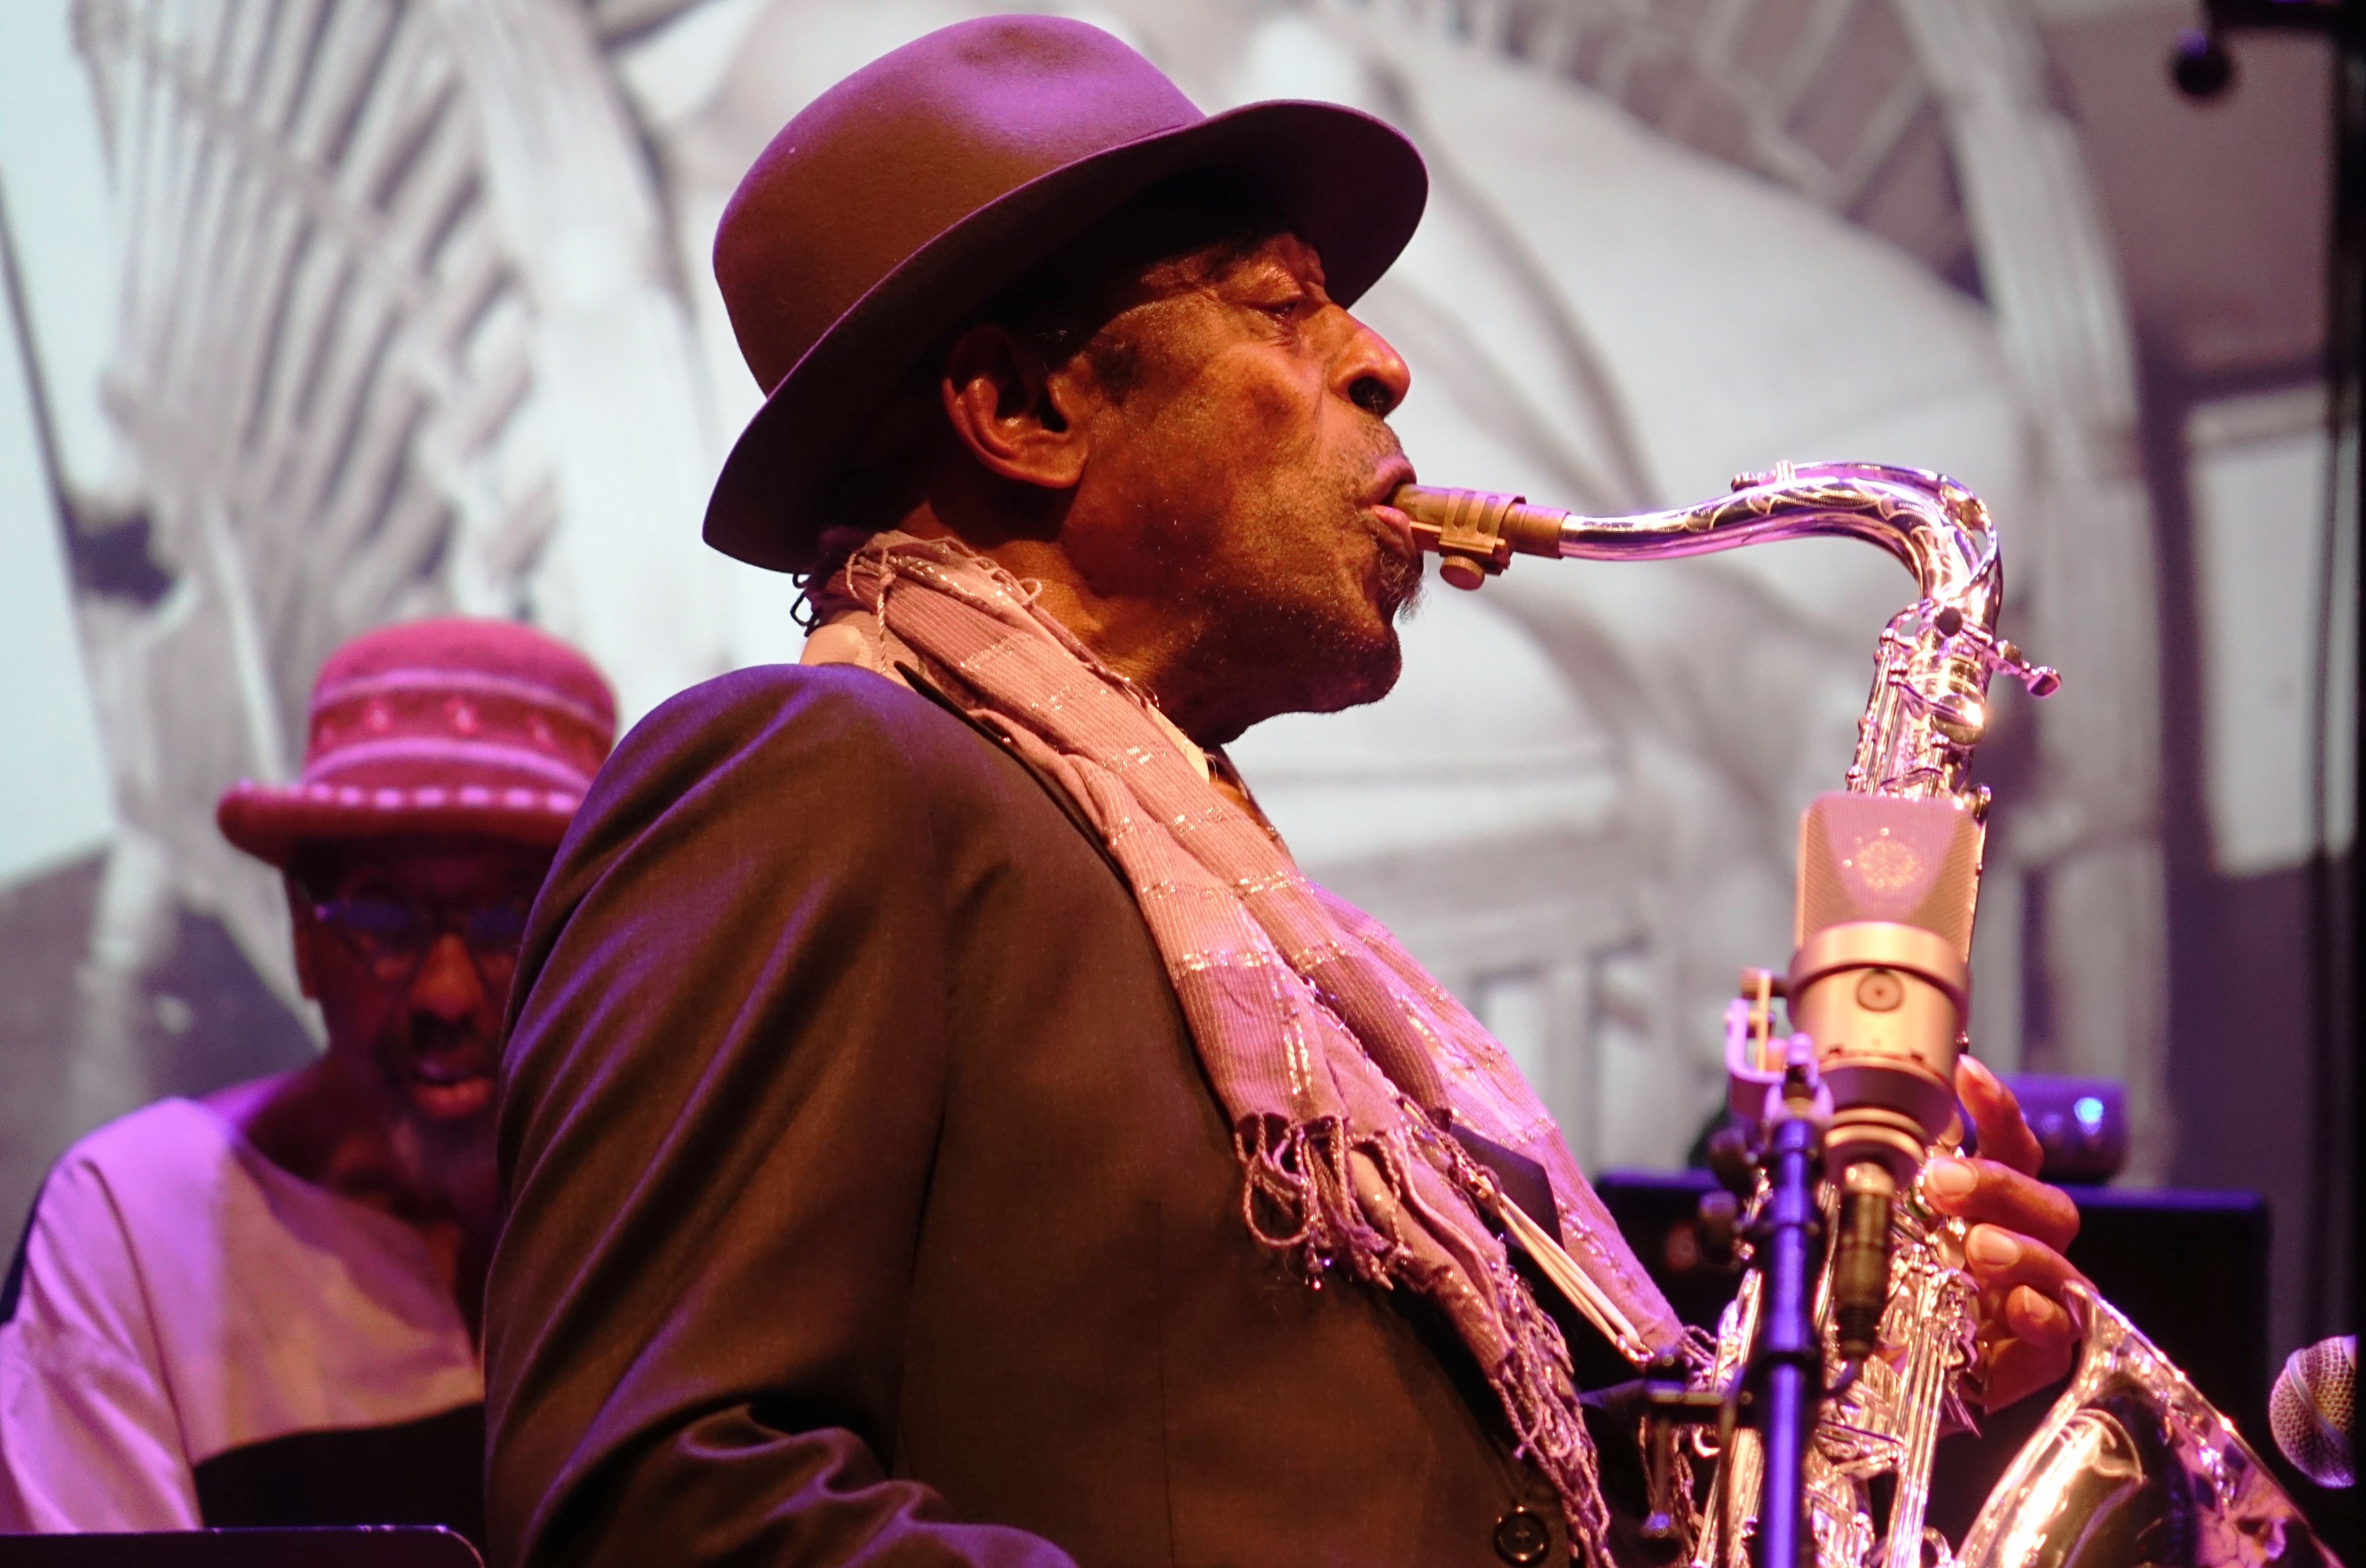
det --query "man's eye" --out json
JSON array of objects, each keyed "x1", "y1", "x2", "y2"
[
  {"x1": 465, "y1": 904, "x2": 533, "y2": 950},
  {"x1": 332, "y1": 900, "x2": 422, "y2": 941}
]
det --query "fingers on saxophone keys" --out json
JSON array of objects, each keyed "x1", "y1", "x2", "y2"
[
  {"x1": 1955, "y1": 1056, "x2": 2044, "y2": 1177},
  {"x1": 1925, "y1": 1157, "x2": 2080, "y2": 1252},
  {"x1": 1964, "y1": 1223, "x2": 2084, "y2": 1339},
  {"x1": 1981, "y1": 1334, "x2": 2076, "y2": 1413},
  {"x1": 2002, "y1": 1284, "x2": 2075, "y2": 1352}
]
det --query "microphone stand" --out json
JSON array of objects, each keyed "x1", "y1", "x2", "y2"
[{"x1": 1752, "y1": 1065, "x2": 1829, "y2": 1568}]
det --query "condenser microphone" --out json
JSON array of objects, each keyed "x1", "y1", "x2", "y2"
[
  {"x1": 1787, "y1": 791, "x2": 1984, "y2": 1361},
  {"x1": 1788, "y1": 790, "x2": 1984, "y2": 1180},
  {"x1": 2270, "y1": 1335, "x2": 2355, "y2": 1488}
]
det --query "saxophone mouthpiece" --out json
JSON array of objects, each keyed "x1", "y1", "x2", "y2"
[{"x1": 1389, "y1": 485, "x2": 1566, "y2": 589}]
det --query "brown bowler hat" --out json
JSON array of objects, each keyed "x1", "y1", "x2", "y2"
[
  {"x1": 703, "y1": 15, "x2": 1427, "y2": 575},
  {"x1": 215, "y1": 618, "x2": 617, "y2": 870}
]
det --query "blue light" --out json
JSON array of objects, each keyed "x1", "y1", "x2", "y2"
[{"x1": 2073, "y1": 1095, "x2": 2106, "y2": 1133}]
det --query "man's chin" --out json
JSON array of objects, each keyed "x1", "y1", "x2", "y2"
[{"x1": 1302, "y1": 629, "x2": 1404, "y2": 716}]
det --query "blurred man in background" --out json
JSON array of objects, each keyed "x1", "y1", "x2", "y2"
[{"x1": 0, "y1": 617, "x2": 612, "y2": 1547}]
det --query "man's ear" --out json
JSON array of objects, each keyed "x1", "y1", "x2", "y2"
[
  {"x1": 940, "y1": 324, "x2": 1089, "y2": 490},
  {"x1": 284, "y1": 874, "x2": 322, "y2": 1002}
]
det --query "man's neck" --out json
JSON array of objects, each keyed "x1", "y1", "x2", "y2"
[
  {"x1": 204, "y1": 1063, "x2": 495, "y2": 1335},
  {"x1": 817, "y1": 521, "x2": 1304, "y2": 869},
  {"x1": 898, "y1": 505, "x2": 1254, "y2": 746}
]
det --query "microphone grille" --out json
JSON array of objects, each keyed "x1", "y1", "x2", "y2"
[
  {"x1": 1795, "y1": 792, "x2": 1985, "y2": 959},
  {"x1": 2271, "y1": 1336, "x2": 2356, "y2": 1489}
]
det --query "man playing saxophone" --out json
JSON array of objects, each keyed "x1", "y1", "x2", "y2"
[{"x1": 483, "y1": 18, "x2": 2087, "y2": 1568}]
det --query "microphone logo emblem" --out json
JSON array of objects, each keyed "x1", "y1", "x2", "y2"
[{"x1": 1843, "y1": 832, "x2": 1922, "y2": 892}]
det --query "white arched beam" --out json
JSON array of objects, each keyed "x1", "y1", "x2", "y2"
[{"x1": 1891, "y1": 0, "x2": 2170, "y2": 1176}]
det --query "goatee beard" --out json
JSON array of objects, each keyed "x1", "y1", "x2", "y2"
[
  {"x1": 1380, "y1": 551, "x2": 1424, "y2": 622},
  {"x1": 389, "y1": 1113, "x2": 499, "y2": 1224}
]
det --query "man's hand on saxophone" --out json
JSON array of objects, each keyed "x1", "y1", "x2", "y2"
[{"x1": 1922, "y1": 1054, "x2": 2089, "y2": 1412}]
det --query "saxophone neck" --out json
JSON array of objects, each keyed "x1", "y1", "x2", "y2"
[{"x1": 1391, "y1": 463, "x2": 2059, "y2": 808}]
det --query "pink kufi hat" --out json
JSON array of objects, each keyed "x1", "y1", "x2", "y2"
[{"x1": 216, "y1": 618, "x2": 617, "y2": 869}]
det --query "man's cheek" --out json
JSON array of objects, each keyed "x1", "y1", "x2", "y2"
[{"x1": 1195, "y1": 351, "x2": 1318, "y2": 450}]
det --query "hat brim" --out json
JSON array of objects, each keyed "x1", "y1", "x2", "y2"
[
  {"x1": 703, "y1": 99, "x2": 1428, "y2": 575},
  {"x1": 216, "y1": 782, "x2": 583, "y2": 871}
]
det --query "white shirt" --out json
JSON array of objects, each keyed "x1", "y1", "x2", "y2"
[{"x1": 0, "y1": 1097, "x2": 482, "y2": 1531}]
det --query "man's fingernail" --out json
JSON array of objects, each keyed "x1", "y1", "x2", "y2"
[
  {"x1": 1969, "y1": 1226, "x2": 2021, "y2": 1268},
  {"x1": 2019, "y1": 1287, "x2": 2068, "y2": 1335},
  {"x1": 1960, "y1": 1055, "x2": 1999, "y2": 1092},
  {"x1": 1925, "y1": 1157, "x2": 1977, "y2": 1199}
]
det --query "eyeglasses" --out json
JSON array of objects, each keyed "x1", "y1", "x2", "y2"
[{"x1": 310, "y1": 895, "x2": 533, "y2": 987}]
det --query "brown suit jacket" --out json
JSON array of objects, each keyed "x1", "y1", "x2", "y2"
[{"x1": 485, "y1": 664, "x2": 1613, "y2": 1568}]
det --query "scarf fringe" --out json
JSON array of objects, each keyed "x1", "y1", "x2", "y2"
[
  {"x1": 1234, "y1": 1116, "x2": 1402, "y2": 1286},
  {"x1": 1237, "y1": 1115, "x2": 1617, "y2": 1568},
  {"x1": 1484, "y1": 1250, "x2": 1619, "y2": 1568}
]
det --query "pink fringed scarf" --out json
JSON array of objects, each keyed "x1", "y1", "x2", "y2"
[{"x1": 817, "y1": 534, "x2": 1684, "y2": 1560}]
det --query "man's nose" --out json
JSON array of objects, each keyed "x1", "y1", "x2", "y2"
[
  {"x1": 1334, "y1": 309, "x2": 1410, "y2": 419},
  {"x1": 408, "y1": 930, "x2": 488, "y2": 1019}
]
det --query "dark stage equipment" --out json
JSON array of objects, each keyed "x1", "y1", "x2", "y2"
[
  {"x1": 1999, "y1": 1072, "x2": 2128, "y2": 1184},
  {"x1": 0, "y1": 1528, "x2": 481, "y2": 1567}
]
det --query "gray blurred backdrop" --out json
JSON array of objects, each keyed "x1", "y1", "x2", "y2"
[{"x1": 0, "y1": 0, "x2": 2347, "y2": 1368}]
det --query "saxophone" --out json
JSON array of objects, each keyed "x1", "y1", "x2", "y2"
[{"x1": 1394, "y1": 465, "x2": 2338, "y2": 1568}]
